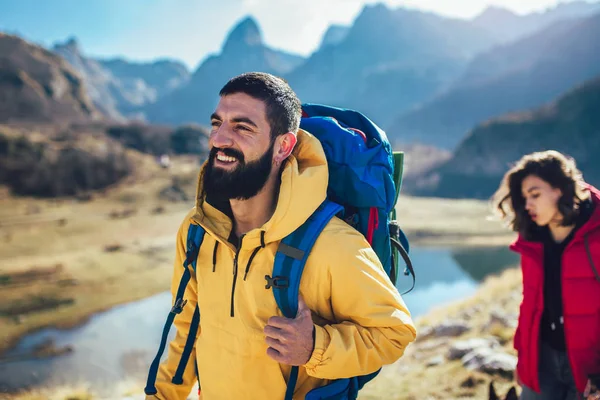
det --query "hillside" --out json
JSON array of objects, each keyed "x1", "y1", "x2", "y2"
[
  {"x1": 472, "y1": 0, "x2": 600, "y2": 43},
  {"x1": 285, "y1": 4, "x2": 497, "y2": 127},
  {"x1": 0, "y1": 33, "x2": 101, "y2": 124},
  {"x1": 143, "y1": 17, "x2": 306, "y2": 126},
  {"x1": 53, "y1": 38, "x2": 190, "y2": 120},
  {"x1": 390, "y1": 12, "x2": 600, "y2": 149},
  {"x1": 409, "y1": 75, "x2": 600, "y2": 198}
]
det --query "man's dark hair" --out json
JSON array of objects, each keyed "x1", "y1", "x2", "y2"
[{"x1": 219, "y1": 72, "x2": 301, "y2": 139}]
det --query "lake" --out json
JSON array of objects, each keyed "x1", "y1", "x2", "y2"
[{"x1": 0, "y1": 245, "x2": 519, "y2": 394}]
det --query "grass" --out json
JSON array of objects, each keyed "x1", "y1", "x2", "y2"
[
  {"x1": 2, "y1": 268, "x2": 523, "y2": 400},
  {"x1": 0, "y1": 154, "x2": 200, "y2": 354},
  {"x1": 0, "y1": 153, "x2": 513, "y2": 355},
  {"x1": 0, "y1": 152, "x2": 518, "y2": 399},
  {"x1": 395, "y1": 195, "x2": 514, "y2": 247},
  {"x1": 357, "y1": 267, "x2": 523, "y2": 400}
]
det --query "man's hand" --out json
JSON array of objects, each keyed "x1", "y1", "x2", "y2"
[{"x1": 264, "y1": 295, "x2": 315, "y2": 366}]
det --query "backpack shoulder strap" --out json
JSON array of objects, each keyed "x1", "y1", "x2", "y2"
[
  {"x1": 145, "y1": 221, "x2": 205, "y2": 395},
  {"x1": 185, "y1": 222, "x2": 205, "y2": 273},
  {"x1": 269, "y1": 199, "x2": 343, "y2": 318},
  {"x1": 267, "y1": 199, "x2": 343, "y2": 400}
]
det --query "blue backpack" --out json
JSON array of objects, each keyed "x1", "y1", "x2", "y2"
[{"x1": 145, "y1": 104, "x2": 414, "y2": 400}]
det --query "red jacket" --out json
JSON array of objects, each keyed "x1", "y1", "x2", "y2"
[{"x1": 510, "y1": 184, "x2": 600, "y2": 393}]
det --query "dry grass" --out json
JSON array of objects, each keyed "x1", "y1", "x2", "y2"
[
  {"x1": 0, "y1": 151, "x2": 520, "y2": 399},
  {"x1": 2, "y1": 380, "x2": 198, "y2": 400},
  {"x1": 395, "y1": 195, "x2": 514, "y2": 247},
  {"x1": 2, "y1": 269, "x2": 523, "y2": 400},
  {"x1": 0, "y1": 154, "x2": 512, "y2": 354},
  {"x1": 0, "y1": 154, "x2": 200, "y2": 354},
  {"x1": 358, "y1": 267, "x2": 523, "y2": 400}
]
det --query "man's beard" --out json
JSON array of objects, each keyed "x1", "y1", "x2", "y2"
[{"x1": 203, "y1": 142, "x2": 275, "y2": 203}]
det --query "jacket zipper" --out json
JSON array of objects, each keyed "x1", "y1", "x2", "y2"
[{"x1": 230, "y1": 235, "x2": 244, "y2": 317}]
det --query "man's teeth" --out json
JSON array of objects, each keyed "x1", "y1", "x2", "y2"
[{"x1": 217, "y1": 154, "x2": 236, "y2": 162}]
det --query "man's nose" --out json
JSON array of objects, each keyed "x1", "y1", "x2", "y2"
[{"x1": 210, "y1": 124, "x2": 234, "y2": 148}]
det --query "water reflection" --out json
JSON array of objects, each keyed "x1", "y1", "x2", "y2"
[
  {"x1": 451, "y1": 246, "x2": 519, "y2": 282},
  {"x1": 395, "y1": 246, "x2": 517, "y2": 317},
  {"x1": 0, "y1": 245, "x2": 519, "y2": 393}
]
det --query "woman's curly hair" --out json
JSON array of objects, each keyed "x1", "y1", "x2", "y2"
[{"x1": 491, "y1": 150, "x2": 589, "y2": 240}]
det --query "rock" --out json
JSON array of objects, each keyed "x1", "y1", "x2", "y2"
[
  {"x1": 458, "y1": 307, "x2": 477, "y2": 321},
  {"x1": 448, "y1": 337, "x2": 500, "y2": 360},
  {"x1": 425, "y1": 355, "x2": 445, "y2": 367},
  {"x1": 471, "y1": 304, "x2": 484, "y2": 313},
  {"x1": 418, "y1": 320, "x2": 470, "y2": 340},
  {"x1": 462, "y1": 347, "x2": 518, "y2": 375},
  {"x1": 460, "y1": 375, "x2": 477, "y2": 388},
  {"x1": 485, "y1": 308, "x2": 518, "y2": 331},
  {"x1": 417, "y1": 337, "x2": 450, "y2": 351},
  {"x1": 430, "y1": 320, "x2": 470, "y2": 338}
]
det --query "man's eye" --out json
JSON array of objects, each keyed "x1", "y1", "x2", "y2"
[{"x1": 211, "y1": 121, "x2": 221, "y2": 127}]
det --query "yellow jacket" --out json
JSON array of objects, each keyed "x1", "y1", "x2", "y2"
[{"x1": 146, "y1": 129, "x2": 416, "y2": 400}]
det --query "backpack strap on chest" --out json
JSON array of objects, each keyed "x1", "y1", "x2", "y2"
[
  {"x1": 266, "y1": 199, "x2": 343, "y2": 400},
  {"x1": 145, "y1": 222, "x2": 205, "y2": 395}
]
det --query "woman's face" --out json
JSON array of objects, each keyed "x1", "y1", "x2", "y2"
[{"x1": 521, "y1": 175, "x2": 562, "y2": 226}]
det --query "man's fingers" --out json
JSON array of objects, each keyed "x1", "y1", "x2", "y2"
[
  {"x1": 264, "y1": 325, "x2": 287, "y2": 341},
  {"x1": 267, "y1": 316, "x2": 294, "y2": 330},
  {"x1": 266, "y1": 346, "x2": 286, "y2": 363},
  {"x1": 265, "y1": 336, "x2": 286, "y2": 353}
]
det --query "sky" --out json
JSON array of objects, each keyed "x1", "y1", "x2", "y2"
[{"x1": 0, "y1": 0, "x2": 595, "y2": 70}]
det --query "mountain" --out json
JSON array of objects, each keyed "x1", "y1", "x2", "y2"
[
  {"x1": 318, "y1": 25, "x2": 350, "y2": 49},
  {"x1": 409, "y1": 75, "x2": 600, "y2": 199},
  {"x1": 98, "y1": 58, "x2": 190, "y2": 113},
  {"x1": 390, "y1": 12, "x2": 600, "y2": 149},
  {"x1": 53, "y1": 38, "x2": 191, "y2": 121},
  {"x1": 0, "y1": 33, "x2": 101, "y2": 124},
  {"x1": 285, "y1": 4, "x2": 498, "y2": 128},
  {"x1": 52, "y1": 37, "x2": 124, "y2": 120},
  {"x1": 473, "y1": 1, "x2": 600, "y2": 43},
  {"x1": 143, "y1": 17, "x2": 306, "y2": 126}
]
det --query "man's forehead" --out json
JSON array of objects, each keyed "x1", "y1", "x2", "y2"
[{"x1": 215, "y1": 93, "x2": 267, "y2": 119}]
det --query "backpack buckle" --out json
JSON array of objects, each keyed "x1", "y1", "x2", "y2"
[
  {"x1": 264, "y1": 275, "x2": 289, "y2": 289},
  {"x1": 171, "y1": 298, "x2": 187, "y2": 314}
]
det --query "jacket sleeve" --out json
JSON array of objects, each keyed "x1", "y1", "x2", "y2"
[
  {"x1": 513, "y1": 324, "x2": 521, "y2": 352},
  {"x1": 145, "y1": 216, "x2": 199, "y2": 400},
  {"x1": 304, "y1": 227, "x2": 417, "y2": 379},
  {"x1": 513, "y1": 299, "x2": 524, "y2": 352},
  {"x1": 513, "y1": 262, "x2": 526, "y2": 353}
]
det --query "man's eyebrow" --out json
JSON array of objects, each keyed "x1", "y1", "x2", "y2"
[
  {"x1": 231, "y1": 117, "x2": 258, "y2": 128},
  {"x1": 210, "y1": 113, "x2": 222, "y2": 121}
]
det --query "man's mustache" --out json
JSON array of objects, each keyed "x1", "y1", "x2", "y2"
[{"x1": 209, "y1": 147, "x2": 245, "y2": 163}]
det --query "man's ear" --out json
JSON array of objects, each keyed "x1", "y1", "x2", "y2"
[{"x1": 274, "y1": 132, "x2": 297, "y2": 164}]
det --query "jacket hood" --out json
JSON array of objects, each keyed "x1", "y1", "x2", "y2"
[{"x1": 191, "y1": 129, "x2": 328, "y2": 249}]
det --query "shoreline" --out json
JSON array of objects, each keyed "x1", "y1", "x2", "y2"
[
  {"x1": 2, "y1": 263, "x2": 524, "y2": 400},
  {"x1": 0, "y1": 288, "x2": 170, "y2": 357},
  {"x1": 0, "y1": 231, "x2": 514, "y2": 358}
]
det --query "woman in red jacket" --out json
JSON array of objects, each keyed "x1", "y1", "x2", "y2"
[{"x1": 492, "y1": 150, "x2": 600, "y2": 400}]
